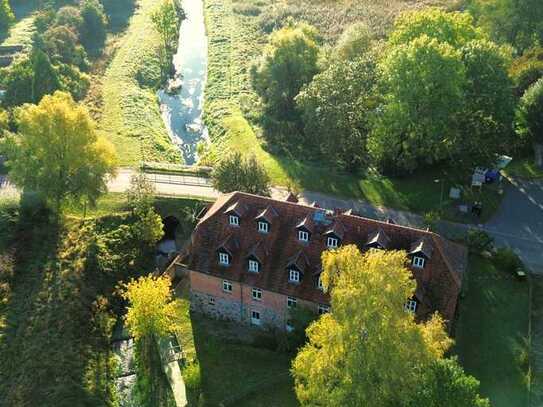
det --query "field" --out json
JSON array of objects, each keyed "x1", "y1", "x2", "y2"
[
  {"x1": 455, "y1": 256, "x2": 530, "y2": 407},
  {"x1": 96, "y1": 0, "x2": 181, "y2": 166},
  {"x1": 202, "y1": 0, "x2": 502, "y2": 222}
]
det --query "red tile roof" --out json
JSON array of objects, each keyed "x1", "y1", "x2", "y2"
[{"x1": 184, "y1": 192, "x2": 466, "y2": 322}]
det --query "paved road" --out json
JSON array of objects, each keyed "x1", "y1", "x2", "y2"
[
  {"x1": 485, "y1": 177, "x2": 543, "y2": 272},
  {"x1": 3, "y1": 169, "x2": 543, "y2": 271}
]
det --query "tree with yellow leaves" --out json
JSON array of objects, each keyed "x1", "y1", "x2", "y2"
[
  {"x1": 122, "y1": 275, "x2": 180, "y2": 406},
  {"x1": 122, "y1": 275, "x2": 180, "y2": 341},
  {"x1": 292, "y1": 246, "x2": 453, "y2": 406},
  {"x1": 2, "y1": 91, "x2": 117, "y2": 214}
]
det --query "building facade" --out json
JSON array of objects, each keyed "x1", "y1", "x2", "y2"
[{"x1": 175, "y1": 192, "x2": 467, "y2": 332}]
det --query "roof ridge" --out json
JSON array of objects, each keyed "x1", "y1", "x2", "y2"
[{"x1": 431, "y1": 234, "x2": 461, "y2": 287}]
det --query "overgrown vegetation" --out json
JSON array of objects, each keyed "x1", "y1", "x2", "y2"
[{"x1": 0, "y1": 190, "x2": 203, "y2": 404}]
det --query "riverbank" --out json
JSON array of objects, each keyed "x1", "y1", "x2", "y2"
[{"x1": 97, "y1": 0, "x2": 182, "y2": 166}]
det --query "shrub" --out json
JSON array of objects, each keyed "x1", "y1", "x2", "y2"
[
  {"x1": 211, "y1": 152, "x2": 271, "y2": 196},
  {"x1": 466, "y1": 229, "x2": 494, "y2": 253},
  {"x1": 492, "y1": 247, "x2": 522, "y2": 274}
]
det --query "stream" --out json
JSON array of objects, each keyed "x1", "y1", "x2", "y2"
[{"x1": 158, "y1": 0, "x2": 209, "y2": 165}]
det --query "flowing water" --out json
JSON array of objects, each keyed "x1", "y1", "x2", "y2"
[{"x1": 158, "y1": 0, "x2": 208, "y2": 165}]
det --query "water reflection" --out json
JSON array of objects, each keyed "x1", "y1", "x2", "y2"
[{"x1": 158, "y1": 0, "x2": 208, "y2": 165}]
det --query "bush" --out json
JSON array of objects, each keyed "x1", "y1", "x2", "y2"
[
  {"x1": 492, "y1": 247, "x2": 522, "y2": 274},
  {"x1": 211, "y1": 152, "x2": 271, "y2": 196},
  {"x1": 467, "y1": 229, "x2": 494, "y2": 253},
  {"x1": 79, "y1": 0, "x2": 107, "y2": 55}
]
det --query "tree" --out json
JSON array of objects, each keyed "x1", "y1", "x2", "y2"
[
  {"x1": 370, "y1": 35, "x2": 465, "y2": 172},
  {"x1": 3, "y1": 91, "x2": 117, "y2": 213},
  {"x1": 371, "y1": 8, "x2": 515, "y2": 173},
  {"x1": 517, "y1": 78, "x2": 543, "y2": 166},
  {"x1": 296, "y1": 53, "x2": 378, "y2": 171},
  {"x1": 211, "y1": 152, "x2": 271, "y2": 196},
  {"x1": 251, "y1": 23, "x2": 320, "y2": 124},
  {"x1": 333, "y1": 22, "x2": 373, "y2": 61},
  {"x1": 31, "y1": 49, "x2": 61, "y2": 103},
  {"x1": 0, "y1": 0, "x2": 15, "y2": 35},
  {"x1": 468, "y1": 0, "x2": 543, "y2": 51},
  {"x1": 43, "y1": 25, "x2": 89, "y2": 70},
  {"x1": 78, "y1": 0, "x2": 107, "y2": 56},
  {"x1": 410, "y1": 357, "x2": 490, "y2": 407},
  {"x1": 122, "y1": 275, "x2": 180, "y2": 341},
  {"x1": 122, "y1": 275, "x2": 180, "y2": 406},
  {"x1": 458, "y1": 39, "x2": 514, "y2": 168},
  {"x1": 292, "y1": 246, "x2": 452, "y2": 406},
  {"x1": 151, "y1": 0, "x2": 184, "y2": 81},
  {"x1": 389, "y1": 7, "x2": 480, "y2": 48}
]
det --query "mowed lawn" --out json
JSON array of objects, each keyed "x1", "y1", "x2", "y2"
[
  {"x1": 455, "y1": 256, "x2": 530, "y2": 407},
  {"x1": 174, "y1": 284, "x2": 298, "y2": 407}
]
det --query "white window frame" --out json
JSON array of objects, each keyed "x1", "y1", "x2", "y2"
[
  {"x1": 298, "y1": 230, "x2": 309, "y2": 242},
  {"x1": 252, "y1": 288, "x2": 262, "y2": 301},
  {"x1": 258, "y1": 221, "x2": 269, "y2": 233},
  {"x1": 317, "y1": 275, "x2": 324, "y2": 290},
  {"x1": 287, "y1": 296, "x2": 297, "y2": 309},
  {"x1": 286, "y1": 323, "x2": 294, "y2": 333},
  {"x1": 219, "y1": 252, "x2": 230, "y2": 265},
  {"x1": 223, "y1": 280, "x2": 233, "y2": 293},
  {"x1": 327, "y1": 236, "x2": 339, "y2": 249},
  {"x1": 209, "y1": 297, "x2": 215, "y2": 306},
  {"x1": 229, "y1": 215, "x2": 239, "y2": 226},
  {"x1": 412, "y1": 256, "x2": 425, "y2": 269},
  {"x1": 289, "y1": 269, "x2": 300, "y2": 283},
  {"x1": 318, "y1": 304, "x2": 330, "y2": 315},
  {"x1": 251, "y1": 310, "x2": 261, "y2": 325},
  {"x1": 248, "y1": 259, "x2": 259, "y2": 273},
  {"x1": 404, "y1": 300, "x2": 417, "y2": 314}
]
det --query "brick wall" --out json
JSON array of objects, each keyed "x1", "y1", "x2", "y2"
[{"x1": 190, "y1": 270, "x2": 320, "y2": 328}]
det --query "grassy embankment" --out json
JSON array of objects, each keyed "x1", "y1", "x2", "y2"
[
  {"x1": 504, "y1": 157, "x2": 543, "y2": 180},
  {"x1": 96, "y1": 0, "x2": 181, "y2": 166},
  {"x1": 202, "y1": 0, "x2": 500, "y2": 222},
  {"x1": 0, "y1": 192, "x2": 201, "y2": 404},
  {"x1": 0, "y1": 0, "x2": 37, "y2": 47},
  {"x1": 455, "y1": 256, "x2": 530, "y2": 407}
]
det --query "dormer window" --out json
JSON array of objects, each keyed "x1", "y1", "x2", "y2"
[
  {"x1": 219, "y1": 252, "x2": 230, "y2": 265},
  {"x1": 317, "y1": 275, "x2": 324, "y2": 290},
  {"x1": 326, "y1": 237, "x2": 339, "y2": 249},
  {"x1": 318, "y1": 304, "x2": 330, "y2": 315},
  {"x1": 248, "y1": 259, "x2": 260, "y2": 273},
  {"x1": 229, "y1": 215, "x2": 239, "y2": 226},
  {"x1": 289, "y1": 269, "x2": 300, "y2": 283},
  {"x1": 412, "y1": 256, "x2": 425, "y2": 269},
  {"x1": 258, "y1": 221, "x2": 269, "y2": 233},
  {"x1": 298, "y1": 230, "x2": 309, "y2": 242},
  {"x1": 404, "y1": 299, "x2": 417, "y2": 314}
]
